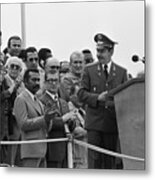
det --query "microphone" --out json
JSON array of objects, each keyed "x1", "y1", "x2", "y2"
[{"x1": 132, "y1": 55, "x2": 145, "y2": 64}]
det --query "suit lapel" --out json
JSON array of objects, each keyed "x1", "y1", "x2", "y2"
[
  {"x1": 45, "y1": 92, "x2": 55, "y2": 106},
  {"x1": 23, "y1": 90, "x2": 43, "y2": 115},
  {"x1": 59, "y1": 99, "x2": 68, "y2": 115},
  {"x1": 44, "y1": 92, "x2": 61, "y2": 114},
  {"x1": 35, "y1": 98, "x2": 44, "y2": 115}
]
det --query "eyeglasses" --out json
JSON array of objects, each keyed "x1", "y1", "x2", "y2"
[
  {"x1": 29, "y1": 58, "x2": 38, "y2": 62},
  {"x1": 10, "y1": 64, "x2": 20, "y2": 70},
  {"x1": 12, "y1": 44, "x2": 21, "y2": 48},
  {"x1": 46, "y1": 78, "x2": 59, "y2": 83},
  {"x1": 50, "y1": 66, "x2": 60, "y2": 70},
  {"x1": 72, "y1": 61, "x2": 83, "y2": 64}
]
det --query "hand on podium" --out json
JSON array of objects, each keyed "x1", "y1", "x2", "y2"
[{"x1": 97, "y1": 90, "x2": 108, "y2": 102}]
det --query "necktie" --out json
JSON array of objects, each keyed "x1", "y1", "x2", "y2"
[
  {"x1": 34, "y1": 96, "x2": 42, "y2": 114},
  {"x1": 34, "y1": 95, "x2": 38, "y2": 102},
  {"x1": 104, "y1": 64, "x2": 108, "y2": 80},
  {"x1": 54, "y1": 94, "x2": 58, "y2": 102},
  {"x1": 53, "y1": 94, "x2": 60, "y2": 111}
]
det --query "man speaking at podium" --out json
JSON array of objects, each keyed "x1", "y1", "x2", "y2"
[{"x1": 78, "y1": 33, "x2": 128, "y2": 169}]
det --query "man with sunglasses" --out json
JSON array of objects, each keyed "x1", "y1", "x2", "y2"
[
  {"x1": 78, "y1": 33, "x2": 128, "y2": 169},
  {"x1": 0, "y1": 30, "x2": 8, "y2": 165},
  {"x1": 24, "y1": 47, "x2": 39, "y2": 70},
  {"x1": 0, "y1": 59, "x2": 9, "y2": 165},
  {"x1": 1, "y1": 56, "x2": 24, "y2": 166},
  {"x1": 22, "y1": 46, "x2": 46, "y2": 90}
]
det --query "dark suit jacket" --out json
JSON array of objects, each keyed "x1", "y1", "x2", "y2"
[
  {"x1": 39, "y1": 92, "x2": 70, "y2": 162},
  {"x1": 78, "y1": 61, "x2": 127, "y2": 133},
  {"x1": 0, "y1": 78, "x2": 16, "y2": 140},
  {"x1": 0, "y1": 80, "x2": 9, "y2": 140},
  {"x1": 13, "y1": 89, "x2": 47, "y2": 159}
]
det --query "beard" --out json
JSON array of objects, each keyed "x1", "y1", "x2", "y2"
[{"x1": 31, "y1": 84, "x2": 40, "y2": 94}]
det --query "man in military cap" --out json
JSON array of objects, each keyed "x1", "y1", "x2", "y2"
[{"x1": 78, "y1": 33, "x2": 128, "y2": 169}]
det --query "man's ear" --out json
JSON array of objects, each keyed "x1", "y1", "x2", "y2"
[
  {"x1": 24, "y1": 81, "x2": 28, "y2": 88},
  {"x1": 110, "y1": 48, "x2": 114, "y2": 56}
]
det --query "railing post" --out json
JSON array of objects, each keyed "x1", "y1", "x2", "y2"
[{"x1": 64, "y1": 124, "x2": 73, "y2": 169}]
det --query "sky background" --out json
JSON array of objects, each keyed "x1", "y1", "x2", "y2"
[{"x1": 1, "y1": 0, "x2": 144, "y2": 77}]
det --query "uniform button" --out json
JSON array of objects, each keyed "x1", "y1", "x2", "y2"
[
  {"x1": 105, "y1": 106, "x2": 108, "y2": 109},
  {"x1": 106, "y1": 83, "x2": 108, "y2": 87}
]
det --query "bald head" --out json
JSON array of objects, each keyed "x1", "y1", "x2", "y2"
[
  {"x1": 69, "y1": 51, "x2": 85, "y2": 76},
  {"x1": 70, "y1": 51, "x2": 84, "y2": 63},
  {"x1": 45, "y1": 57, "x2": 60, "y2": 73}
]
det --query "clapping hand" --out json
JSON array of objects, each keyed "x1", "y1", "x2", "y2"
[
  {"x1": 44, "y1": 109, "x2": 58, "y2": 124},
  {"x1": 62, "y1": 111, "x2": 77, "y2": 123},
  {"x1": 8, "y1": 75, "x2": 23, "y2": 94},
  {"x1": 15, "y1": 75, "x2": 23, "y2": 88}
]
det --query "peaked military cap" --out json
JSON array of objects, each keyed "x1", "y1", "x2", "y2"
[{"x1": 94, "y1": 33, "x2": 118, "y2": 48}]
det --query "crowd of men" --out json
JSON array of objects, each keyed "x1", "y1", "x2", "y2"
[{"x1": 0, "y1": 30, "x2": 129, "y2": 169}]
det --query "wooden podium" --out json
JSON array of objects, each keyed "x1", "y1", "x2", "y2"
[{"x1": 109, "y1": 78, "x2": 145, "y2": 170}]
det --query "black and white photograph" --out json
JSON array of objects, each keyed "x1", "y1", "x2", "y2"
[{"x1": 0, "y1": 0, "x2": 147, "y2": 174}]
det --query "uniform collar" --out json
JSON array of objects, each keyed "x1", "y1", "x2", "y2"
[{"x1": 102, "y1": 61, "x2": 112, "y2": 73}]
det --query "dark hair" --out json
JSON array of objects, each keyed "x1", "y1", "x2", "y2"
[
  {"x1": 18, "y1": 49, "x2": 26, "y2": 61},
  {"x1": 23, "y1": 69, "x2": 39, "y2": 83},
  {"x1": 82, "y1": 49, "x2": 94, "y2": 64},
  {"x1": 7, "y1": 36, "x2": 21, "y2": 48},
  {"x1": 3, "y1": 47, "x2": 8, "y2": 55},
  {"x1": 38, "y1": 48, "x2": 52, "y2": 61},
  {"x1": 82, "y1": 49, "x2": 92, "y2": 54},
  {"x1": 25, "y1": 47, "x2": 37, "y2": 61},
  {"x1": 60, "y1": 61, "x2": 70, "y2": 73},
  {"x1": 38, "y1": 48, "x2": 52, "y2": 68},
  {"x1": 0, "y1": 31, "x2": 2, "y2": 36}
]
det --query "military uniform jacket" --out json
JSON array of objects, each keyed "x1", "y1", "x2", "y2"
[{"x1": 78, "y1": 61, "x2": 127, "y2": 133}]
